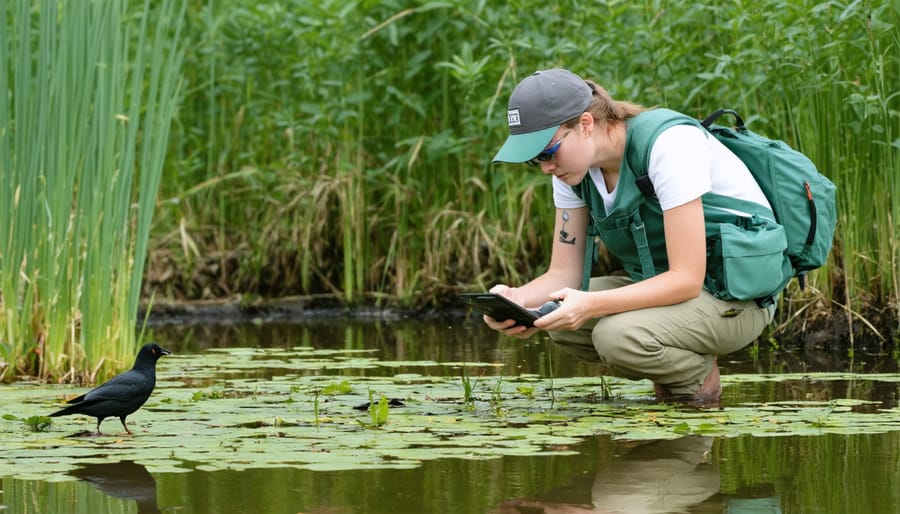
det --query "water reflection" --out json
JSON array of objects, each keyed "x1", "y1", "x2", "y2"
[
  {"x1": 150, "y1": 318, "x2": 900, "y2": 408},
  {"x1": 2, "y1": 318, "x2": 889, "y2": 513},
  {"x1": 493, "y1": 437, "x2": 723, "y2": 514},
  {"x1": 6, "y1": 431, "x2": 900, "y2": 513},
  {"x1": 69, "y1": 461, "x2": 160, "y2": 514},
  {"x1": 149, "y1": 317, "x2": 900, "y2": 379}
]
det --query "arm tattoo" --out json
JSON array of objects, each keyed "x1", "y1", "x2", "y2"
[{"x1": 559, "y1": 210, "x2": 576, "y2": 245}]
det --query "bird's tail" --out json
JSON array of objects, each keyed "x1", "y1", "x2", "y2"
[
  {"x1": 48, "y1": 406, "x2": 71, "y2": 417},
  {"x1": 48, "y1": 397, "x2": 84, "y2": 417}
]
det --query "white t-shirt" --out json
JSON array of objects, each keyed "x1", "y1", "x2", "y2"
[{"x1": 552, "y1": 124, "x2": 770, "y2": 215}]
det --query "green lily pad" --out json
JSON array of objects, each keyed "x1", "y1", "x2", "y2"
[{"x1": 2, "y1": 348, "x2": 899, "y2": 479}]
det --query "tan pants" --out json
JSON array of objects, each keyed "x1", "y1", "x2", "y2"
[{"x1": 549, "y1": 276, "x2": 774, "y2": 396}]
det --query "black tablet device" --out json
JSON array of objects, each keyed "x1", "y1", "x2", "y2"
[{"x1": 459, "y1": 293, "x2": 539, "y2": 327}]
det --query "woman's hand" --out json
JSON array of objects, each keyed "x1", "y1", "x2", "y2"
[
  {"x1": 532, "y1": 287, "x2": 593, "y2": 331},
  {"x1": 482, "y1": 284, "x2": 541, "y2": 338},
  {"x1": 482, "y1": 315, "x2": 540, "y2": 338}
]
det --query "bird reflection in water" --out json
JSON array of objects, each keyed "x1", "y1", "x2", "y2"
[
  {"x1": 493, "y1": 436, "x2": 721, "y2": 514},
  {"x1": 69, "y1": 460, "x2": 161, "y2": 514}
]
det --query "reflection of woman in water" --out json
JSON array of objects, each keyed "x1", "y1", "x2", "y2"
[{"x1": 493, "y1": 437, "x2": 720, "y2": 514}]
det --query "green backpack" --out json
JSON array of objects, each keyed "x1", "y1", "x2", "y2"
[
  {"x1": 576, "y1": 108, "x2": 837, "y2": 301},
  {"x1": 696, "y1": 109, "x2": 837, "y2": 290}
]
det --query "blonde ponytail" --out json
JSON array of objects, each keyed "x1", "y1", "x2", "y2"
[{"x1": 563, "y1": 80, "x2": 650, "y2": 128}]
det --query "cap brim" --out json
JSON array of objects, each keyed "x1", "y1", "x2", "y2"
[{"x1": 492, "y1": 126, "x2": 559, "y2": 163}]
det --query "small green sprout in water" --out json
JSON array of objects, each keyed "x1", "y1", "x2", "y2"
[
  {"x1": 491, "y1": 376, "x2": 503, "y2": 404},
  {"x1": 748, "y1": 340, "x2": 760, "y2": 360},
  {"x1": 274, "y1": 416, "x2": 298, "y2": 427},
  {"x1": 516, "y1": 386, "x2": 535, "y2": 398},
  {"x1": 321, "y1": 380, "x2": 352, "y2": 395},
  {"x1": 545, "y1": 349, "x2": 556, "y2": 408},
  {"x1": 599, "y1": 375, "x2": 613, "y2": 400},
  {"x1": 191, "y1": 387, "x2": 226, "y2": 401},
  {"x1": 491, "y1": 377, "x2": 508, "y2": 417},
  {"x1": 357, "y1": 389, "x2": 389, "y2": 429},
  {"x1": 809, "y1": 401, "x2": 837, "y2": 428},
  {"x1": 313, "y1": 388, "x2": 321, "y2": 427},
  {"x1": 3, "y1": 414, "x2": 53, "y2": 432},
  {"x1": 312, "y1": 381, "x2": 351, "y2": 427},
  {"x1": 673, "y1": 421, "x2": 691, "y2": 435},
  {"x1": 460, "y1": 368, "x2": 480, "y2": 410}
]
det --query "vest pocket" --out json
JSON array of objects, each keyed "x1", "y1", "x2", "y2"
[{"x1": 705, "y1": 217, "x2": 789, "y2": 300}]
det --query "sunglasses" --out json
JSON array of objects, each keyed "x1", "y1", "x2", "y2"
[{"x1": 526, "y1": 131, "x2": 570, "y2": 167}]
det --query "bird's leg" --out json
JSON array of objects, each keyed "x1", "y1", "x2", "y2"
[
  {"x1": 96, "y1": 418, "x2": 105, "y2": 436},
  {"x1": 120, "y1": 416, "x2": 133, "y2": 435}
]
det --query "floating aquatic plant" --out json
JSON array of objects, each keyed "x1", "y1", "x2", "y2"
[
  {"x1": 3, "y1": 414, "x2": 53, "y2": 432},
  {"x1": 1, "y1": 347, "x2": 899, "y2": 479},
  {"x1": 358, "y1": 389, "x2": 390, "y2": 429}
]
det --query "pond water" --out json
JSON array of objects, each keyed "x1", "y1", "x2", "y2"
[{"x1": 2, "y1": 317, "x2": 899, "y2": 514}]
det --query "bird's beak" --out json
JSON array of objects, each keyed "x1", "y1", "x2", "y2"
[{"x1": 160, "y1": 347, "x2": 172, "y2": 356}]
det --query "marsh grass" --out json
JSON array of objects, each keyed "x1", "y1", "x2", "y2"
[
  {"x1": 147, "y1": 0, "x2": 898, "y2": 342},
  {"x1": 3, "y1": 0, "x2": 895, "y2": 383},
  {"x1": 0, "y1": 1, "x2": 185, "y2": 382},
  {"x1": 461, "y1": 368, "x2": 478, "y2": 409}
]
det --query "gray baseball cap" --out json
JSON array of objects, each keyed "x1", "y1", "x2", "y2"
[{"x1": 492, "y1": 69, "x2": 593, "y2": 163}]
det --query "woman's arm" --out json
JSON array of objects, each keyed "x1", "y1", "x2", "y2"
[
  {"x1": 534, "y1": 197, "x2": 707, "y2": 331},
  {"x1": 485, "y1": 206, "x2": 588, "y2": 336}
]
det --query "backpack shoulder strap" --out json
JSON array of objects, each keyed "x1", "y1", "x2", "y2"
[
  {"x1": 701, "y1": 108, "x2": 745, "y2": 130},
  {"x1": 624, "y1": 108, "x2": 704, "y2": 197}
]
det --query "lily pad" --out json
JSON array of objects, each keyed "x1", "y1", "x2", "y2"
[{"x1": 2, "y1": 348, "x2": 900, "y2": 479}]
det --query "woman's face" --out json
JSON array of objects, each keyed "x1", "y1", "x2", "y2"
[{"x1": 534, "y1": 114, "x2": 611, "y2": 185}]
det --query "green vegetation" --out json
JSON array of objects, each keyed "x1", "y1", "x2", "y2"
[
  {"x1": 1, "y1": 1, "x2": 897, "y2": 382},
  {"x1": 153, "y1": 1, "x2": 897, "y2": 337},
  {"x1": 2, "y1": 413, "x2": 52, "y2": 432},
  {"x1": 0, "y1": 0, "x2": 185, "y2": 382},
  {"x1": 3, "y1": 346, "x2": 900, "y2": 479},
  {"x1": 460, "y1": 367, "x2": 478, "y2": 409},
  {"x1": 358, "y1": 389, "x2": 390, "y2": 429}
]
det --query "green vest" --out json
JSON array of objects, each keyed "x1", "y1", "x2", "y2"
[{"x1": 572, "y1": 109, "x2": 792, "y2": 304}]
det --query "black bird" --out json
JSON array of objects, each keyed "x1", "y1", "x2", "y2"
[{"x1": 49, "y1": 343, "x2": 171, "y2": 435}]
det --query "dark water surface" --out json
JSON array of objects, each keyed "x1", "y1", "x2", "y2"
[{"x1": 3, "y1": 317, "x2": 899, "y2": 514}]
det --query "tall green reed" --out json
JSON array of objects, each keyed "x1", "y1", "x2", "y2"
[
  {"x1": 154, "y1": 0, "x2": 897, "y2": 338},
  {"x1": 0, "y1": 0, "x2": 185, "y2": 382},
  {"x1": 776, "y1": 2, "x2": 899, "y2": 337}
]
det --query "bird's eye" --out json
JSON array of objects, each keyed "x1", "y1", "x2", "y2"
[{"x1": 151, "y1": 348, "x2": 157, "y2": 355}]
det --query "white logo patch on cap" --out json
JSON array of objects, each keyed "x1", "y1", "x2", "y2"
[{"x1": 507, "y1": 109, "x2": 521, "y2": 127}]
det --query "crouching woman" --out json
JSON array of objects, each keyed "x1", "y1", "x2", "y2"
[{"x1": 485, "y1": 69, "x2": 788, "y2": 404}]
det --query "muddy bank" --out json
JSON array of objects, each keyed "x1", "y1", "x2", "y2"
[{"x1": 141, "y1": 295, "x2": 466, "y2": 326}]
